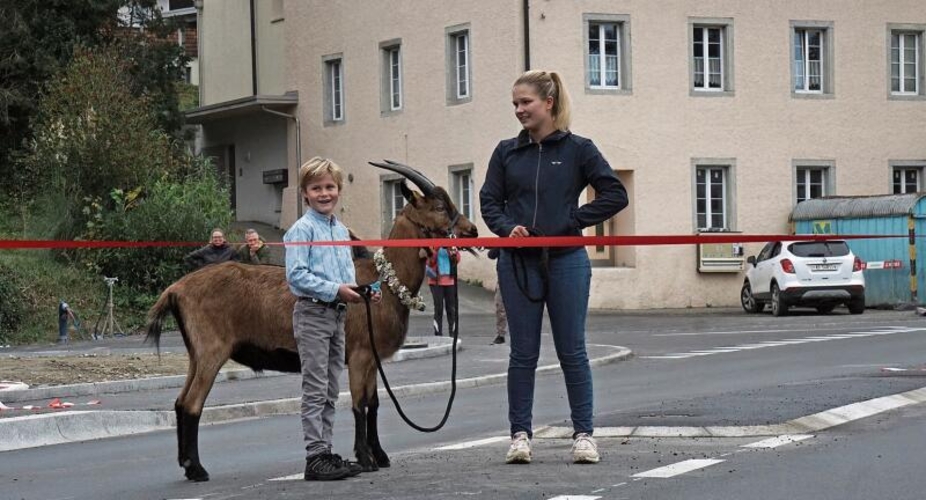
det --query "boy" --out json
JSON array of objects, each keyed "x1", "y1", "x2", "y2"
[{"x1": 284, "y1": 157, "x2": 369, "y2": 481}]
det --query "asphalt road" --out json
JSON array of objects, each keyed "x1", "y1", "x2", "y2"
[{"x1": 2, "y1": 307, "x2": 926, "y2": 499}]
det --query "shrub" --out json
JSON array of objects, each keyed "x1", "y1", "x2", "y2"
[{"x1": 0, "y1": 262, "x2": 25, "y2": 344}]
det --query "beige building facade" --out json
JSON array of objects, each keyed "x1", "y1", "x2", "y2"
[{"x1": 187, "y1": 0, "x2": 926, "y2": 309}]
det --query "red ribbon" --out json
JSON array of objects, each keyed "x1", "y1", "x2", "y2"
[{"x1": 0, "y1": 233, "x2": 902, "y2": 250}]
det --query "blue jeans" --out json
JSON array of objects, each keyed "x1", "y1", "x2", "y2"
[{"x1": 497, "y1": 248, "x2": 593, "y2": 438}]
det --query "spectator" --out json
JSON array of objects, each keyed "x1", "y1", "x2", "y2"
[
  {"x1": 426, "y1": 246, "x2": 461, "y2": 337},
  {"x1": 57, "y1": 300, "x2": 77, "y2": 345},
  {"x1": 237, "y1": 228, "x2": 270, "y2": 264},
  {"x1": 488, "y1": 248, "x2": 507, "y2": 345},
  {"x1": 184, "y1": 228, "x2": 238, "y2": 271}
]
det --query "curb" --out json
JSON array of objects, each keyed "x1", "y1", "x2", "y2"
[
  {"x1": 533, "y1": 385, "x2": 926, "y2": 439},
  {"x1": 0, "y1": 344, "x2": 632, "y2": 452},
  {"x1": 0, "y1": 336, "x2": 459, "y2": 404}
]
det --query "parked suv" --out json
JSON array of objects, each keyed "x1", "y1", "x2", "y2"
[{"x1": 740, "y1": 240, "x2": 865, "y2": 316}]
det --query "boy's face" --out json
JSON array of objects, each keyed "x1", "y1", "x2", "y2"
[{"x1": 303, "y1": 173, "x2": 340, "y2": 216}]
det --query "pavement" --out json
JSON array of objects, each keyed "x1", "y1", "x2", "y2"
[{"x1": 0, "y1": 279, "x2": 633, "y2": 452}]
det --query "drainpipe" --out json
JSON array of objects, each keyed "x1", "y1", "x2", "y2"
[
  {"x1": 194, "y1": 0, "x2": 204, "y2": 106},
  {"x1": 522, "y1": 0, "x2": 531, "y2": 71},
  {"x1": 250, "y1": 0, "x2": 258, "y2": 95},
  {"x1": 262, "y1": 107, "x2": 302, "y2": 219}
]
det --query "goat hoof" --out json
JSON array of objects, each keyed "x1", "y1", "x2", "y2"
[
  {"x1": 184, "y1": 464, "x2": 210, "y2": 482},
  {"x1": 374, "y1": 453, "x2": 391, "y2": 468}
]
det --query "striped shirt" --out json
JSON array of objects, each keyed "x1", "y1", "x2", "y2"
[{"x1": 284, "y1": 208, "x2": 356, "y2": 302}]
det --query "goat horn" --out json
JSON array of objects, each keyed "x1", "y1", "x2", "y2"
[{"x1": 368, "y1": 160, "x2": 437, "y2": 197}]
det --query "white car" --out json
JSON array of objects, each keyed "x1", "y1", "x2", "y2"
[{"x1": 740, "y1": 240, "x2": 866, "y2": 316}]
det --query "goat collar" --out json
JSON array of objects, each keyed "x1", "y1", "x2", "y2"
[{"x1": 374, "y1": 249, "x2": 427, "y2": 311}]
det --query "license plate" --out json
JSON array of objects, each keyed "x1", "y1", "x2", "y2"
[{"x1": 810, "y1": 264, "x2": 838, "y2": 271}]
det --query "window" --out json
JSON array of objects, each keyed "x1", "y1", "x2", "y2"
[
  {"x1": 168, "y1": 0, "x2": 194, "y2": 10},
  {"x1": 445, "y1": 25, "x2": 472, "y2": 105},
  {"x1": 793, "y1": 161, "x2": 835, "y2": 203},
  {"x1": 583, "y1": 14, "x2": 632, "y2": 94},
  {"x1": 323, "y1": 55, "x2": 344, "y2": 124},
  {"x1": 381, "y1": 179, "x2": 407, "y2": 235},
  {"x1": 890, "y1": 28, "x2": 923, "y2": 96},
  {"x1": 796, "y1": 168, "x2": 827, "y2": 201},
  {"x1": 690, "y1": 19, "x2": 734, "y2": 95},
  {"x1": 449, "y1": 166, "x2": 473, "y2": 220},
  {"x1": 695, "y1": 166, "x2": 728, "y2": 230},
  {"x1": 791, "y1": 22, "x2": 833, "y2": 96},
  {"x1": 891, "y1": 163, "x2": 925, "y2": 194},
  {"x1": 380, "y1": 41, "x2": 403, "y2": 114}
]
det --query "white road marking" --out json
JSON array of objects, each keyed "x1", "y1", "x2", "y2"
[
  {"x1": 268, "y1": 473, "x2": 302, "y2": 481},
  {"x1": 742, "y1": 434, "x2": 814, "y2": 449},
  {"x1": 547, "y1": 496, "x2": 601, "y2": 500},
  {"x1": 632, "y1": 459, "x2": 725, "y2": 478},
  {"x1": 654, "y1": 329, "x2": 802, "y2": 337},
  {"x1": 433, "y1": 436, "x2": 509, "y2": 450}
]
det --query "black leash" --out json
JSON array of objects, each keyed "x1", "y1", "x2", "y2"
[
  {"x1": 355, "y1": 260, "x2": 460, "y2": 433},
  {"x1": 511, "y1": 228, "x2": 549, "y2": 303}
]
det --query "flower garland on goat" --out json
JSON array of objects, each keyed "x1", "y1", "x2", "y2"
[{"x1": 374, "y1": 249, "x2": 427, "y2": 311}]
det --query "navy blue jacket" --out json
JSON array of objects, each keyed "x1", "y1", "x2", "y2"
[{"x1": 480, "y1": 130, "x2": 628, "y2": 248}]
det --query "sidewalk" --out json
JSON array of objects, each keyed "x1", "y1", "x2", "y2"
[{"x1": 0, "y1": 326, "x2": 631, "y2": 452}]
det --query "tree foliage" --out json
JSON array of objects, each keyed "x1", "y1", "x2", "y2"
[{"x1": 0, "y1": 0, "x2": 189, "y2": 190}]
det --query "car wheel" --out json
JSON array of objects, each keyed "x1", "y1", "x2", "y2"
[
  {"x1": 815, "y1": 304, "x2": 836, "y2": 314},
  {"x1": 848, "y1": 295, "x2": 865, "y2": 315},
  {"x1": 740, "y1": 282, "x2": 763, "y2": 313},
  {"x1": 771, "y1": 283, "x2": 788, "y2": 317}
]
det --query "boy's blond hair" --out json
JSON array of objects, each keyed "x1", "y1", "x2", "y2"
[{"x1": 299, "y1": 157, "x2": 344, "y2": 192}]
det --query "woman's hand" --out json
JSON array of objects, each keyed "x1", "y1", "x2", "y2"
[{"x1": 509, "y1": 225, "x2": 530, "y2": 238}]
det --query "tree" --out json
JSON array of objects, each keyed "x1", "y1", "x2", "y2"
[{"x1": 0, "y1": 0, "x2": 188, "y2": 191}]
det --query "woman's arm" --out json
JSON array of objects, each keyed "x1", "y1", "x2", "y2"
[
  {"x1": 572, "y1": 140, "x2": 628, "y2": 229},
  {"x1": 479, "y1": 144, "x2": 518, "y2": 238}
]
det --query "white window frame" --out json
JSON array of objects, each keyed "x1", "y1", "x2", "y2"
[
  {"x1": 323, "y1": 54, "x2": 345, "y2": 124},
  {"x1": 792, "y1": 160, "x2": 835, "y2": 204},
  {"x1": 888, "y1": 26, "x2": 924, "y2": 98},
  {"x1": 449, "y1": 165, "x2": 473, "y2": 220},
  {"x1": 381, "y1": 177, "x2": 407, "y2": 236},
  {"x1": 380, "y1": 40, "x2": 403, "y2": 115},
  {"x1": 689, "y1": 18, "x2": 734, "y2": 96},
  {"x1": 445, "y1": 24, "x2": 472, "y2": 105},
  {"x1": 692, "y1": 159, "x2": 736, "y2": 232},
  {"x1": 791, "y1": 21, "x2": 834, "y2": 97},
  {"x1": 891, "y1": 161, "x2": 926, "y2": 194},
  {"x1": 583, "y1": 14, "x2": 632, "y2": 95}
]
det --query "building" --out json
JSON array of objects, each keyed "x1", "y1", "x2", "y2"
[{"x1": 186, "y1": 0, "x2": 926, "y2": 309}]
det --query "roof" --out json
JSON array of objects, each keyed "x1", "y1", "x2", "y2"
[
  {"x1": 790, "y1": 193, "x2": 926, "y2": 221},
  {"x1": 185, "y1": 93, "x2": 298, "y2": 124}
]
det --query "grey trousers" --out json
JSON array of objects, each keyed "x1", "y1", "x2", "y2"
[{"x1": 293, "y1": 299, "x2": 346, "y2": 458}]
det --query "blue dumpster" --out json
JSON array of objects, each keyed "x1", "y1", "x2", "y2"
[{"x1": 791, "y1": 194, "x2": 926, "y2": 307}]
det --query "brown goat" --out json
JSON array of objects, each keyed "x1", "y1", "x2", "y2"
[{"x1": 146, "y1": 162, "x2": 478, "y2": 482}]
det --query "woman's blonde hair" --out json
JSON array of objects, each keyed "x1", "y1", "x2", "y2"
[
  {"x1": 513, "y1": 70, "x2": 572, "y2": 131},
  {"x1": 298, "y1": 156, "x2": 344, "y2": 192}
]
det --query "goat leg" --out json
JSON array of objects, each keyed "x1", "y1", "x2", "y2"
[
  {"x1": 366, "y1": 391, "x2": 390, "y2": 468},
  {"x1": 178, "y1": 408, "x2": 210, "y2": 482},
  {"x1": 352, "y1": 397, "x2": 378, "y2": 472}
]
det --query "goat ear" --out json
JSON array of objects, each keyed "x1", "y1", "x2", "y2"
[{"x1": 399, "y1": 181, "x2": 421, "y2": 207}]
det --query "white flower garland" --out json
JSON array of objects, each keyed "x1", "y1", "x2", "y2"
[{"x1": 374, "y1": 249, "x2": 427, "y2": 311}]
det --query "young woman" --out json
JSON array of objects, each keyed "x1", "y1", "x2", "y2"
[{"x1": 479, "y1": 70, "x2": 628, "y2": 465}]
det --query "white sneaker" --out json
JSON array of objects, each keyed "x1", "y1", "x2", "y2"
[
  {"x1": 505, "y1": 431, "x2": 532, "y2": 464},
  {"x1": 572, "y1": 433, "x2": 600, "y2": 464}
]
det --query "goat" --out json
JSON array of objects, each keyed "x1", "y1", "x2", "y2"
[{"x1": 146, "y1": 161, "x2": 478, "y2": 482}]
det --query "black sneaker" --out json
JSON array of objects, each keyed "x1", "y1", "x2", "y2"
[
  {"x1": 304, "y1": 453, "x2": 351, "y2": 481},
  {"x1": 491, "y1": 335, "x2": 505, "y2": 345},
  {"x1": 330, "y1": 453, "x2": 362, "y2": 477}
]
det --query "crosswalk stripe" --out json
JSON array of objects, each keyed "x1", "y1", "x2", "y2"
[
  {"x1": 742, "y1": 434, "x2": 814, "y2": 449},
  {"x1": 632, "y1": 458, "x2": 725, "y2": 478},
  {"x1": 433, "y1": 436, "x2": 509, "y2": 450}
]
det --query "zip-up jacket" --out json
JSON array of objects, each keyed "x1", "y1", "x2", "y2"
[{"x1": 479, "y1": 129, "x2": 628, "y2": 250}]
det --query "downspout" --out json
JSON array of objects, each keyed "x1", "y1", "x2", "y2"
[
  {"x1": 909, "y1": 216, "x2": 917, "y2": 303},
  {"x1": 262, "y1": 107, "x2": 302, "y2": 219},
  {"x1": 522, "y1": 0, "x2": 531, "y2": 71},
  {"x1": 250, "y1": 0, "x2": 258, "y2": 95},
  {"x1": 194, "y1": 0, "x2": 204, "y2": 106}
]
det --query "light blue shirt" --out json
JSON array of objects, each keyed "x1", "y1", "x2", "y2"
[{"x1": 284, "y1": 207, "x2": 356, "y2": 302}]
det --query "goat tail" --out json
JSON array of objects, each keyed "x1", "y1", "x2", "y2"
[{"x1": 145, "y1": 290, "x2": 182, "y2": 357}]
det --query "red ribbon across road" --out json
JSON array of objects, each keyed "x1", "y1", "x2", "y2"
[{"x1": 0, "y1": 233, "x2": 905, "y2": 250}]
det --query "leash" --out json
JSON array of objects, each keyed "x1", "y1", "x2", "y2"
[
  {"x1": 355, "y1": 262, "x2": 460, "y2": 433},
  {"x1": 511, "y1": 227, "x2": 550, "y2": 303}
]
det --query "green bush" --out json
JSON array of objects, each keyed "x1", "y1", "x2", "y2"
[
  {"x1": 0, "y1": 262, "x2": 25, "y2": 344},
  {"x1": 77, "y1": 159, "x2": 233, "y2": 294}
]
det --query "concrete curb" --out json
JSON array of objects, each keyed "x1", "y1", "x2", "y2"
[
  {"x1": 0, "y1": 336, "x2": 459, "y2": 404},
  {"x1": 533, "y1": 385, "x2": 926, "y2": 439},
  {"x1": 0, "y1": 344, "x2": 631, "y2": 451}
]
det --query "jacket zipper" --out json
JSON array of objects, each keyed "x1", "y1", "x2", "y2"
[{"x1": 532, "y1": 143, "x2": 542, "y2": 228}]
